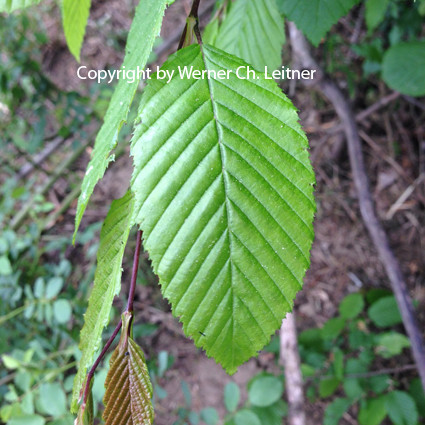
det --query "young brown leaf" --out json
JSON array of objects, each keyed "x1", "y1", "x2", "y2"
[{"x1": 103, "y1": 313, "x2": 154, "y2": 425}]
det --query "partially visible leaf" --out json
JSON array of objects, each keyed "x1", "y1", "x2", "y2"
[
  {"x1": 103, "y1": 312, "x2": 154, "y2": 425},
  {"x1": 319, "y1": 377, "x2": 340, "y2": 398},
  {"x1": 200, "y1": 408, "x2": 220, "y2": 425},
  {"x1": 0, "y1": 0, "x2": 42, "y2": 12},
  {"x1": 213, "y1": 0, "x2": 285, "y2": 71},
  {"x1": 279, "y1": 0, "x2": 360, "y2": 45},
  {"x1": 131, "y1": 43, "x2": 315, "y2": 374},
  {"x1": 367, "y1": 295, "x2": 402, "y2": 327},
  {"x1": 73, "y1": 0, "x2": 169, "y2": 241},
  {"x1": 224, "y1": 382, "x2": 240, "y2": 412},
  {"x1": 338, "y1": 293, "x2": 364, "y2": 319},
  {"x1": 365, "y1": 0, "x2": 390, "y2": 32},
  {"x1": 375, "y1": 332, "x2": 410, "y2": 358},
  {"x1": 8, "y1": 415, "x2": 45, "y2": 425},
  {"x1": 358, "y1": 396, "x2": 387, "y2": 425},
  {"x1": 234, "y1": 410, "x2": 261, "y2": 425},
  {"x1": 62, "y1": 0, "x2": 91, "y2": 62},
  {"x1": 385, "y1": 391, "x2": 418, "y2": 425},
  {"x1": 382, "y1": 42, "x2": 425, "y2": 97},
  {"x1": 38, "y1": 383, "x2": 67, "y2": 417},
  {"x1": 249, "y1": 376, "x2": 284, "y2": 407},
  {"x1": 71, "y1": 192, "x2": 134, "y2": 412},
  {"x1": 323, "y1": 398, "x2": 351, "y2": 425}
]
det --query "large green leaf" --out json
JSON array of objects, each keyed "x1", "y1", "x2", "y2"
[
  {"x1": 382, "y1": 42, "x2": 425, "y2": 97},
  {"x1": 73, "y1": 0, "x2": 169, "y2": 242},
  {"x1": 213, "y1": 0, "x2": 285, "y2": 71},
  {"x1": 279, "y1": 0, "x2": 360, "y2": 45},
  {"x1": 130, "y1": 44, "x2": 315, "y2": 373},
  {"x1": 0, "y1": 0, "x2": 41, "y2": 12},
  {"x1": 62, "y1": 0, "x2": 91, "y2": 62},
  {"x1": 71, "y1": 191, "x2": 134, "y2": 412}
]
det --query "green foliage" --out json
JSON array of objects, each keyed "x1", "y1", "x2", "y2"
[
  {"x1": 224, "y1": 382, "x2": 240, "y2": 412},
  {"x1": 73, "y1": 0, "x2": 170, "y2": 241},
  {"x1": 365, "y1": 0, "x2": 390, "y2": 32},
  {"x1": 130, "y1": 42, "x2": 315, "y2": 373},
  {"x1": 0, "y1": 0, "x2": 41, "y2": 12},
  {"x1": 212, "y1": 0, "x2": 285, "y2": 71},
  {"x1": 358, "y1": 396, "x2": 387, "y2": 425},
  {"x1": 248, "y1": 375, "x2": 284, "y2": 407},
  {"x1": 338, "y1": 293, "x2": 364, "y2": 319},
  {"x1": 278, "y1": 0, "x2": 360, "y2": 45},
  {"x1": 382, "y1": 42, "x2": 425, "y2": 97},
  {"x1": 71, "y1": 192, "x2": 134, "y2": 412},
  {"x1": 367, "y1": 295, "x2": 402, "y2": 327},
  {"x1": 385, "y1": 391, "x2": 418, "y2": 425},
  {"x1": 323, "y1": 397, "x2": 351, "y2": 425},
  {"x1": 299, "y1": 290, "x2": 424, "y2": 425},
  {"x1": 62, "y1": 0, "x2": 91, "y2": 62},
  {"x1": 375, "y1": 332, "x2": 410, "y2": 358}
]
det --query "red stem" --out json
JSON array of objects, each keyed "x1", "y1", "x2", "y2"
[
  {"x1": 80, "y1": 229, "x2": 143, "y2": 408},
  {"x1": 82, "y1": 319, "x2": 122, "y2": 406}
]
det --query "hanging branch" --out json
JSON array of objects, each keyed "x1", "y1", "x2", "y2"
[{"x1": 287, "y1": 22, "x2": 425, "y2": 391}]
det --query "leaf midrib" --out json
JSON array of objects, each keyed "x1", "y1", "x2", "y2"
[{"x1": 200, "y1": 43, "x2": 236, "y2": 367}]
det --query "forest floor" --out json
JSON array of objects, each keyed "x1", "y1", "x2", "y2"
[{"x1": 10, "y1": 0, "x2": 425, "y2": 423}]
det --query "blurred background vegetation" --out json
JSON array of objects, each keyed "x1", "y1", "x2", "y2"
[{"x1": 0, "y1": 0, "x2": 424, "y2": 424}]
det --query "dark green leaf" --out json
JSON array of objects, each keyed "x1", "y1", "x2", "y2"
[
  {"x1": 338, "y1": 293, "x2": 364, "y2": 319},
  {"x1": 319, "y1": 377, "x2": 340, "y2": 398},
  {"x1": 385, "y1": 391, "x2": 418, "y2": 425},
  {"x1": 358, "y1": 396, "x2": 387, "y2": 425},
  {"x1": 323, "y1": 398, "x2": 351, "y2": 425},
  {"x1": 279, "y1": 0, "x2": 360, "y2": 45},
  {"x1": 382, "y1": 42, "x2": 425, "y2": 97},
  {"x1": 367, "y1": 296, "x2": 402, "y2": 327}
]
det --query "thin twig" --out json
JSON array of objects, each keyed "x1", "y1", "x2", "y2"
[{"x1": 288, "y1": 22, "x2": 425, "y2": 392}]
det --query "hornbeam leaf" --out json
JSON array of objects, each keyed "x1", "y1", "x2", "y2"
[
  {"x1": 62, "y1": 0, "x2": 91, "y2": 62},
  {"x1": 73, "y1": 0, "x2": 169, "y2": 242},
  {"x1": 279, "y1": 0, "x2": 360, "y2": 46},
  {"x1": 71, "y1": 191, "x2": 134, "y2": 412},
  {"x1": 214, "y1": 0, "x2": 285, "y2": 71},
  {"x1": 0, "y1": 0, "x2": 42, "y2": 12},
  {"x1": 103, "y1": 312, "x2": 154, "y2": 425},
  {"x1": 130, "y1": 44, "x2": 315, "y2": 373}
]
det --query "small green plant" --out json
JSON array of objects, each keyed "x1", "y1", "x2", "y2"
[{"x1": 298, "y1": 291, "x2": 425, "y2": 425}]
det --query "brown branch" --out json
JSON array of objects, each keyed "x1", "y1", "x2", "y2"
[
  {"x1": 288, "y1": 22, "x2": 425, "y2": 391},
  {"x1": 280, "y1": 313, "x2": 306, "y2": 425}
]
